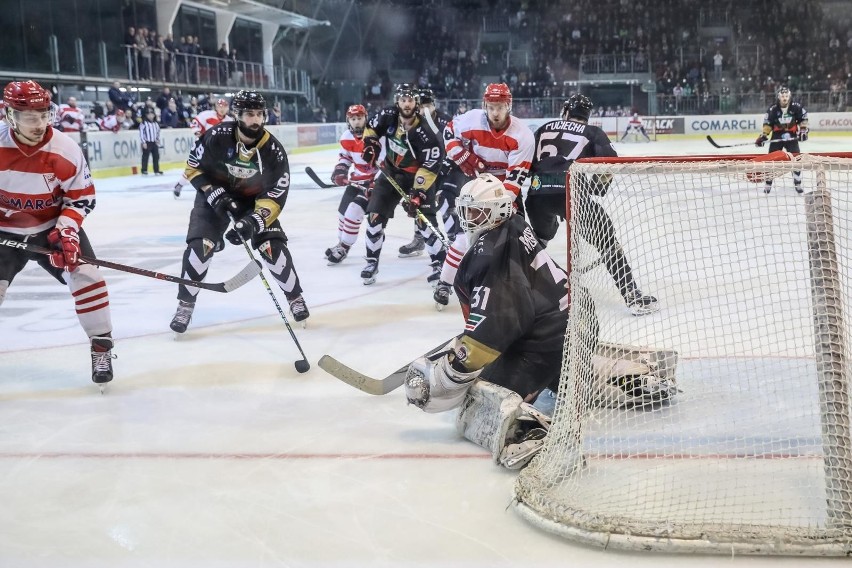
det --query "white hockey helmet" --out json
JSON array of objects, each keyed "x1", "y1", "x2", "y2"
[{"x1": 457, "y1": 173, "x2": 515, "y2": 241}]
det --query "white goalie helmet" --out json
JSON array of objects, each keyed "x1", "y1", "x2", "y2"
[{"x1": 457, "y1": 173, "x2": 515, "y2": 241}]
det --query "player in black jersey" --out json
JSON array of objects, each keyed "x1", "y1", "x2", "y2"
[
  {"x1": 526, "y1": 94, "x2": 658, "y2": 316},
  {"x1": 403, "y1": 173, "x2": 677, "y2": 468},
  {"x1": 359, "y1": 84, "x2": 446, "y2": 286},
  {"x1": 756, "y1": 86, "x2": 809, "y2": 194},
  {"x1": 169, "y1": 90, "x2": 309, "y2": 332}
]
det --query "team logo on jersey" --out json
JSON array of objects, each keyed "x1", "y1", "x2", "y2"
[
  {"x1": 415, "y1": 175, "x2": 425, "y2": 185},
  {"x1": 530, "y1": 175, "x2": 541, "y2": 191},
  {"x1": 464, "y1": 313, "x2": 486, "y2": 332},
  {"x1": 42, "y1": 173, "x2": 58, "y2": 189},
  {"x1": 226, "y1": 161, "x2": 258, "y2": 179}
]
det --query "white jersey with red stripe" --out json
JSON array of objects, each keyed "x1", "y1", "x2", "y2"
[
  {"x1": 58, "y1": 104, "x2": 86, "y2": 132},
  {"x1": 336, "y1": 130, "x2": 379, "y2": 183},
  {"x1": 191, "y1": 110, "x2": 232, "y2": 135},
  {"x1": 0, "y1": 123, "x2": 95, "y2": 236},
  {"x1": 444, "y1": 108, "x2": 534, "y2": 195}
]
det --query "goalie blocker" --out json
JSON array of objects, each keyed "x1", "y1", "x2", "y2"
[{"x1": 405, "y1": 340, "x2": 678, "y2": 469}]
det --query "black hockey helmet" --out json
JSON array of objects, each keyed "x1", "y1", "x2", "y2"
[
  {"x1": 563, "y1": 94, "x2": 593, "y2": 121},
  {"x1": 232, "y1": 90, "x2": 266, "y2": 114},
  {"x1": 231, "y1": 90, "x2": 267, "y2": 139},
  {"x1": 416, "y1": 87, "x2": 435, "y2": 106},
  {"x1": 394, "y1": 83, "x2": 418, "y2": 104}
]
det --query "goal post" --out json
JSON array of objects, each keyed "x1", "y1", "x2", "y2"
[{"x1": 513, "y1": 152, "x2": 852, "y2": 555}]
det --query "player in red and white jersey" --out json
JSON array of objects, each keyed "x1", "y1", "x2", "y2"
[
  {"x1": 174, "y1": 98, "x2": 234, "y2": 198},
  {"x1": 58, "y1": 96, "x2": 86, "y2": 133},
  {"x1": 97, "y1": 108, "x2": 126, "y2": 132},
  {"x1": 619, "y1": 113, "x2": 651, "y2": 142},
  {"x1": 435, "y1": 83, "x2": 535, "y2": 304},
  {"x1": 323, "y1": 104, "x2": 380, "y2": 265},
  {"x1": 0, "y1": 80, "x2": 115, "y2": 388},
  {"x1": 191, "y1": 98, "x2": 232, "y2": 137}
]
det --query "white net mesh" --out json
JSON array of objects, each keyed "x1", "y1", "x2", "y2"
[{"x1": 513, "y1": 153, "x2": 852, "y2": 555}]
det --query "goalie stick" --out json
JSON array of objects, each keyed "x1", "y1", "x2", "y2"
[
  {"x1": 0, "y1": 237, "x2": 261, "y2": 293},
  {"x1": 319, "y1": 336, "x2": 458, "y2": 395},
  {"x1": 706, "y1": 135, "x2": 788, "y2": 149},
  {"x1": 304, "y1": 167, "x2": 336, "y2": 189}
]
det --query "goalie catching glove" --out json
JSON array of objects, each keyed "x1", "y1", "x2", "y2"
[
  {"x1": 226, "y1": 211, "x2": 266, "y2": 245},
  {"x1": 453, "y1": 150, "x2": 486, "y2": 177},
  {"x1": 47, "y1": 226, "x2": 81, "y2": 271}
]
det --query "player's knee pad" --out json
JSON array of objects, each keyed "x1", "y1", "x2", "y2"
[
  {"x1": 455, "y1": 381, "x2": 553, "y2": 469},
  {"x1": 188, "y1": 238, "x2": 218, "y2": 262},
  {"x1": 68, "y1": 263, "x2": 105, "y2": 291},
  {"x1": 256, "y1": 238, "x2": 288, "y2": 264},
  {"x1": 0, "y1": 279, "x2": 8, "y2": 307}
]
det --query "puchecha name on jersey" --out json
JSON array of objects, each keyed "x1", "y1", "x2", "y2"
[{"x1": 547, "y1": 120, "x2": 586, "y2": 133}]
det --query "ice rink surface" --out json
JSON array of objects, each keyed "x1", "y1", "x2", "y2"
[{"x1": 2, "y1": 134, "x2": 852, "y2": 567}]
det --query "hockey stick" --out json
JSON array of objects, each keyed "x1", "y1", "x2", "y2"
[
  {"x1": 377, "y1": 165, "x2": 450, "y2": 249},
  {"x1": 319, "y1": 335, "x2": 458, "y2": 395},
  {"x1": 0, "y1": 236, "x2": 260, "y2": 293},
  {"x1": 705, "y1": 135, "x2": 789, "y2": 149},
  {"x1": 304, "y1": 166, "x2": 336, "y2": 189},
  {"x1": 226, "y1": 213, "x2": 310, "y2": 374}
]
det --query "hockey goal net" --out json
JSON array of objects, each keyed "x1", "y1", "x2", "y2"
[
  {"x1": 613, "y1": 115, "x2": 658, "y2": 142},
  {"x1": 514, "y1": 151, "x2": 852, "y2": 555}
]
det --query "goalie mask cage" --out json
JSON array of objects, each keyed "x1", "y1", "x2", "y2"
[{"x1": 513, "y1": 152, "x2": 852, "y2": 556}]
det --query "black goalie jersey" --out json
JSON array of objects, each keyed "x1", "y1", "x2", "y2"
[
  {"x1": 185, "y1": 122, "x2": 291, "y2": 217},
  {"x1": 453, "y1": 215, "x2": 569, "y2": 371},
  {"x1": 528, "y1": 119, "x2": 616, "y2": 195}
]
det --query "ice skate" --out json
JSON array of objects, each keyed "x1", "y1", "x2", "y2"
[
  {"x1": 433, "y1": 281, "x2": 452, "y2": 311},
  {"x1": 325, "y1": 243, "x2": 349, "y2": 265},
  {"x1": 624, "y1": 287, "x2": 660, "y2": 316},
  {"x1": 794, "y1": 181, "x2": 803, "y2": 194},
  {"x1": 170, "y1": 300, "x2": 195, "y2": 334},
  {"x1": 361, "y1": 259, "x2": 379, "y2": 285},
  {"x1": 764, "y1": 181, "x2": 772, "y2": 194},
  {"x1": 398, "y1": 233, "x2": 424, "y2": 257},
  {"x1": 289, "y1": 295, "x2": 310, "y2": 327},
  {"x1": 90, "y1": 336, "x2": 115, "y2": 393},
  {"x1": 426, "y1": 260, "x2": 441, "y2": 286},
  {"x1": 173, "y1": 183, "x2": 182, "y2": 199}
]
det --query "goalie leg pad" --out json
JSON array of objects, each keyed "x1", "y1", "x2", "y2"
[
  {"x1": 405, "y1": 347, "x2": 479, "y2": 413},
  {"x1": 592, "y1": 343, "x2": 679, "y2": 409},
  {"x1": 455, "y1": 381, "x2": 552, "y2": 469}
]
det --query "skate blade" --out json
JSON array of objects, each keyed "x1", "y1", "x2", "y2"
[
  {"x1": 362, "y1": 277, "x2": 376, "y2": 286},
  {"x1": 398, "y1": 250, "x2": 424, "y2": 258},
  {"x1": 98, "y1": 383, "x2": 110, "y2": 395},
  {"x1": 629, "y1": 303, "x2": 661, "y2": 317},
  {"x1": 434, "y1": 302, "x2": 446, "y2": 312}
]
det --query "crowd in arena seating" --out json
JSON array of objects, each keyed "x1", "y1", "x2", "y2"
[{"x1": 339, "y1": 0, "x2": 850, "y2": 114}]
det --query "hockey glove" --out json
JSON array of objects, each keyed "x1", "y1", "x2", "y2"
[
  {"x1": 225, "y1": 212, "x2": 265, "y2": 245},
  {"x1": 331, "y1": 163, "x2": 349, "y2": 186},
  {"x1": 361, "y1": 137, "x2": 381, "y2": 167},
  {"x1": 798, "y1": 127, "x2": 809, "y2": 142},
  {"x1": 206, "y1": 186, "x2": 238, "y2": 218},
  {"x1": 453, "y1": 150, "x2": 486, "y2": 177},
  {"x1": 404, "y1": 190, "x2": 428, "y2": 217},
  {"x1": 755, "y1": 134, "x2": 768, "y2": 147},
  {"x1": 47, "y1": 226, "x2": 81, "y2": 271}
]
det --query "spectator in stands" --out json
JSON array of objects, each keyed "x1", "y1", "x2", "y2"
[
  {"x1": 58, "y1": 96, "x2": 85, "y2": 133},
  {"x1": 124, "y1": 26, "x2": 137, "y2": 79},
  {"x1": 136, "y1": 27, "x2": 152, "y2": 80},
  {"x1": 108, "y1": 81, "x2": 131, "y2": 112},
  {"x1": 156, "y1": 87, "x2": 172, "y2": 112},
  {"x1": 228, "y1": 48, "x2": 239, "y2": 85},
  {"x1": 713, "y1": 50, "x2": 724, "y2": 81},
  {"x1": 267, "y1": 102, "x2": 281, "y2": 125},
  {"x1": 176, "y1": 36, "x2": 189, "y2": 81},
  {"x1": 160, "y1": 98, "x2": 179, "y2": 128},
  {"x1": 217, "y1": 43, "x2": 229, "y2": 83},
  {"x1": 162, "y1": 33, "x2": 176, "y2": 82}
]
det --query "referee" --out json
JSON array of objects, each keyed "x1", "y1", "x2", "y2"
[{"x1": 139, "y1": 108, "x2": 162, "y2": 175}]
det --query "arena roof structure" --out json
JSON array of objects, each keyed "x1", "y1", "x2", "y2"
[{"x1": 190, "y1": 0, "x2": 329, "y2": 29}]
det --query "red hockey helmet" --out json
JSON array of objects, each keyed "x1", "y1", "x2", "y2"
[
  {"x1": 3, "y1": 80, "x2": 51, "y2": 111},
  {"x1": 482, "y1": 83, "x2": 512, "y2": 107},
  {"x1": 346, "y1": 104, "x2": 367, "y2": 118}
]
